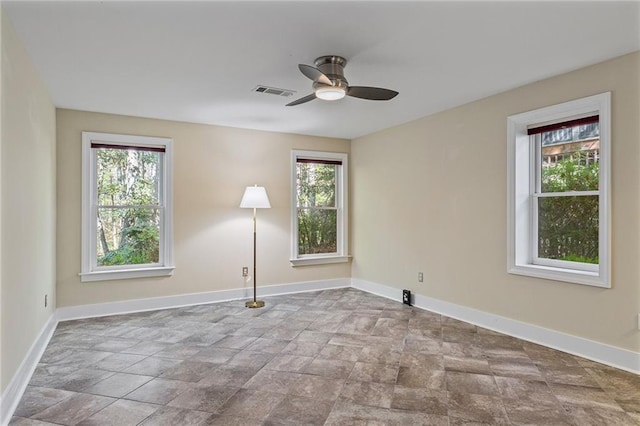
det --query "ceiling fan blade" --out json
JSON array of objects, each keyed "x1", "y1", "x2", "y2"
[
  {"x1": 347, "y1": 86, "x2": 399, "y2": 101},
  {"x1": 286, "y1": 93, "x2": 317, "y2": 107},
  {"x1": 298, "y1": 64, "x2": 332, "y2": 86}
]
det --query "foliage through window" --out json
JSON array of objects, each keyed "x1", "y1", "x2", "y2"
[
  {"x1": 297, "y1": 160, "x2": 338, "y2": 255},
  {"x1": 81, "y1": 132, "x2": 174, "y2": 282},
  {"x1": 535, "y1": 120, "x2": 599, "y2": 265},
  {"x1": 96, "y1": 146, "x2": 162, "y2": 266},
  {"x1": 291, "y1": 151, "x2": 349, "y2": 265}
]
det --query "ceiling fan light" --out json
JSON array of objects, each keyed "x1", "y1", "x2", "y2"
[{"x1": 315, "y1": 86, "x2": 346, "y2": 101}]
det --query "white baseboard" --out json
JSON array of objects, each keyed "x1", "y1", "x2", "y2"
[
  {"x1": 352, "y1": 278, "x2": 640, "y2": 375},
  {"x1": 1, "y1": 313, "x2": 57, "y2": 426},
  {"x1": 56, "y1": 278, "x2": 351, "y2": 321}
]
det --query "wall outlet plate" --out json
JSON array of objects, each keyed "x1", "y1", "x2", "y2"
[
  {"x1": 418, "y1": 272, "x2": 424, "y2": 282},
  {"x1": 242, "y1": 267, "x2": 249, "y2": 277}
]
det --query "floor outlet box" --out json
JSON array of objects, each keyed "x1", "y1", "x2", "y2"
[{"x1": 403, "y1": 289, "x2": 411, "y2": 306}]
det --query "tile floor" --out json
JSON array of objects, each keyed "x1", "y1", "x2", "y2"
[{"x1": 9, "y1": 288, "x2": 640, "y2": 425}]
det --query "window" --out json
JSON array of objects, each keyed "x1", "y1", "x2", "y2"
[
  {"x1": 507, "y1": 93, "x2": 610, "y2": 287},
  {"x1": 81, "y1": 132, "x2": 174, "y2": 282},
  {"x1": 291, "y1": 150, "x2": 349, "y2": 266}
]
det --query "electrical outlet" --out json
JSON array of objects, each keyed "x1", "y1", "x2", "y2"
[
  {"x1": 402, "y1": 289, "x2": 412, "y2": 306},
  {"x1": 242, "y1": 267, "x2": 249, "y2": 277},
  {"x1": 44, "y1": 294, "x2": 48, "y2": 308},
  {"x1": 637, "y1": 313, "x2": 640, "y2": 330},
  {"x1": 418, "y1": 272, "x2": 424, "y2": 283}
]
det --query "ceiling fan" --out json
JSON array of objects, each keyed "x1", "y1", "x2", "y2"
[{"x1": 286, "y1": 55, "x2": 399, "y2": 106}]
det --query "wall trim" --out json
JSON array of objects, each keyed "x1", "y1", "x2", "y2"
[
  {"x1": 351, "y1": 278, "x2": 640, "y2": 375},
  {"x1": 1, "y1": 313, "x2": 57, "y2": 426},
  {"x1": 56, "y1": 278, "x2": 350, "y2": 321}
]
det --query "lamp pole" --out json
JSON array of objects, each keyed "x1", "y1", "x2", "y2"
[{"x1": 249, "y1": 207, "x2": 261, "y2": 307}]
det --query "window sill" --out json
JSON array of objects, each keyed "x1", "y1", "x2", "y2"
[
  {"x1": 80, "y1": 266, "x2": 175, "y2": 282},
  {"x1": 508, "y1": 263, "x2": 608, "y2": 288},
  {"x1": 290, "y1": 255, "x2": 352, "y2": 267}
]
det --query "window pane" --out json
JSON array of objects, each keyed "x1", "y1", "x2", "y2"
[
  {"x1": 296, "y1": 163, "x2": 336, "y2": 208},
  {"x1": 97, "y1": 207, "x2": 160, "y2": 266},
  {"x1": 538, "y1": 196, "x2": 598, "y2": 264},
  {"x1": 96, "y1": 148, "x2": 161, "y2": 206},
  {"x1": 297, "y1": 208, "x2": 337, "y2": 255},
  {"x1": 540, "y1": 123, "x2": 599, "y2": 192}
]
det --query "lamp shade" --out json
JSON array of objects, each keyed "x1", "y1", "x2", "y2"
[{"x1": 240, "y1": 185, "x2": 271, "y2": 209}]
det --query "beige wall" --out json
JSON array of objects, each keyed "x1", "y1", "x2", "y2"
[
  {"x1": 57, "y1": 110, "x2": 350, "y2": 307},
  {"x1": 1, "y1": 10, "x2": 56, "y2": 392},
  {"x1": 351, "y1": 52, "x2": 640, "y2": 353}
]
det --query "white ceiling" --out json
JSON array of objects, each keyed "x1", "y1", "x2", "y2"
[{"x1": 4, "y1": 1, "x2": 639, "y2": 139}]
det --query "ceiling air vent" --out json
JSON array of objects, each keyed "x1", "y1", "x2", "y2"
[{"x1": 252, "y1": 85, "x2": 295, "y2": 97}]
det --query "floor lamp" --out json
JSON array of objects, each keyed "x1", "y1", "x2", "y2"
[{"x1": 240, "y1": 185, "x2": 271, "y2": 308}]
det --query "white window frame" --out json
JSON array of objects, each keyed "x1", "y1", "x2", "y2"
[
  {"x1": 81, "y1": 132, "x2": 174, "y2": 282},
  {"x1": 290, "y1": 150, "x2": 350, "y2": 266},
  {"x1": 507, "y1": 92, "x2": 610, "y2": 288}
]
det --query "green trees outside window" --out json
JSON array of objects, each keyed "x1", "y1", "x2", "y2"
[
  {"x1": 296, "y1": 162, "x2": 338, "y2": 255},
  {"x1": 538, "y1": 129, "x2": 599, "y2": 264},
  {"x1": 95, "y1": 147, "x2": 162, "y2": 266}
]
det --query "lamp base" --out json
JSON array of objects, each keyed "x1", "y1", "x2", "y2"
[{"x1": 245, "y1": 300, "x2": 265, "y2": 309}]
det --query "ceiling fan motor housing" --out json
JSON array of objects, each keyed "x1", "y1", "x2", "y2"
[{"x1": 314, "y1": 56, "x2": 349, "y2": 87}]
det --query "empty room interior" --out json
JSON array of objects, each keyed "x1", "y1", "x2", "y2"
[{"x1": 1, "y1": 1, "x2": 640, "y2": 425}]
